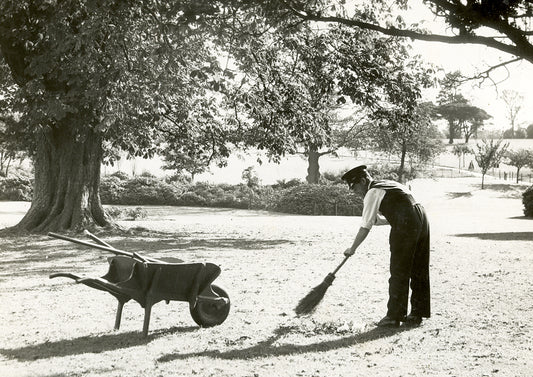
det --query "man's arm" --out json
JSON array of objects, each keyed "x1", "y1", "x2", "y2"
[
  {"x1": 374, "y1": 213, "x2": 389, "y2": 225},
  {"x1": 344, "y1": 227, "x2": 370, "y2": 256}
]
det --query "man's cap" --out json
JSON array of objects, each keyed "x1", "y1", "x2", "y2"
[{"x1": 341, "y1": 165, "x2": 368, "y2": 183}]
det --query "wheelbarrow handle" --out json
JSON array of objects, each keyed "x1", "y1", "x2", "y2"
[
  {"x1": 48, "y1": 232, "x2": 148, "y2": 262},
  {"x1": 84, "y1": 230, "x2": 164, "y2": 263}
]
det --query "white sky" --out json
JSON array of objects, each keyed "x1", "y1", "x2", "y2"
[
  {"x1": 413, "y1": 39, "x2": 533, "y2": 130},
  {"x1": 401, "y1": 2, "x2": 533, "y2": 130}
]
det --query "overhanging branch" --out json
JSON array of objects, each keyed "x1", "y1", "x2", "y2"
[{"x1": 278, "y1": 1, "x2": 533, "y2": 64}]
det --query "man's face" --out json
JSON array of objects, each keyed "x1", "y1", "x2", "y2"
[{"x1": 348, "y1": 179, "x2": 368, "y2": 195}]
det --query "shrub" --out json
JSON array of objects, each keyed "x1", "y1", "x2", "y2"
[
  {"x1": 177, "y1": 192, "x2": 208, "y2": 206},
  {"x1": 105, "y1": 206, "x2": 124, "y2": 219},
  {"x1": 120, "y1": 176, "x2": 180, "y2": 205},
  {"x1": 272, "y1": 178, "x2": 303, "y2": 189},
  {"x1": 274, "y1": 184, "x2": 363, "y2": 216},
  {"x1": 105, "y1": 206, "x2": 148, "y2": 220},
  {"x1": 0, "y1": 178, "x2": 33, "y2": 201},
  {"x1": 523, "y1": 185, "x2": 533, "y2": 217},
  {"x1": 100, "y1": 176, "x2": 181, "y2": 205},
  {"x1": 100, "y1": 176, "x2": 126, "y2": 204},
  {"x1": 110, "y1": 171, "x2": 130, "y2": 180},
  {"x1": 126, "y1": 207, "x2": 148, "y2": 220}
]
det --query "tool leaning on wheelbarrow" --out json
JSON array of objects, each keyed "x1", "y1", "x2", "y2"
[{"x1": 48, "y1": 231, "x2": 230, "y2": 337}]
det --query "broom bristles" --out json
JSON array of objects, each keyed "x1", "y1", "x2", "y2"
[{"x1": 294, "y1": 273, "x2": 335, "y2": 315}]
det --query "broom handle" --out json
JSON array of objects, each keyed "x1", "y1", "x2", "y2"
[{"x1": 331, "y1": 255, "x2": 351, "y2": 276}]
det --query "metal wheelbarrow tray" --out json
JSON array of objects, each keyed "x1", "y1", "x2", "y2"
[{"x1": 48, "y1": 231, "x2": 230, "y2": 337}]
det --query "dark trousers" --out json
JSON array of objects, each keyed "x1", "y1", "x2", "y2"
[{"x1": 386, "y1": 204, "x2": 430, "y2": 319}]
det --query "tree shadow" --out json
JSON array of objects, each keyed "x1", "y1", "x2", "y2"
[
  {"x1": 0, "y1": 325, "x2": 198, "y2": 361},
  {"x1": 446, "y1": 191, "x2": 473, "y2": 199},
  {"x1": 116, "y1": 237, "x2": 293, "y2": 254},
  {"x1": 157, "y1": 324, "x2": 410, "y2": 363},
  {"x1": 454, "y1": 232, "x2": 533, "y2": 241}
]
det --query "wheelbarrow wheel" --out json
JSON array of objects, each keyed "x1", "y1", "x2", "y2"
[{"x1": 190, "y1": 284, "x2": 230, "y2": 327}]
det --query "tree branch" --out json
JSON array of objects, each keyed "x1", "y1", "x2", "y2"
[{"x1": 277, "y1": 1, "x2": 533, "y2": 63}]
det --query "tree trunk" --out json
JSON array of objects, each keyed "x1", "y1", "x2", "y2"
[
  {"x1": 13, "y1": 126, "x2": 110, "y2": 233},
  {"x1": 448, "y1": 122, "x2": 455, "y2": 144},
  {"x1": 306, "y1": 147, "x2": 321, "y2": 184},
  {"x1": 516, "y1": 167, "x2": 521, "y2": 183},
  {"x1": 399, "y1": 142, "x2": 407, "y2": 183}
]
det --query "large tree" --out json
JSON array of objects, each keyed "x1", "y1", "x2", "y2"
[
  {"x1": 0, "y1": 0, "x2": 224, "y2": 232},
  {"x1": 227, "y1": 20, "x2": 430, "y2": 183}
]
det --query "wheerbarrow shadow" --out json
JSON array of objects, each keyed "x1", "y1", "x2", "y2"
[
  {"x1": 0, "y1": 326, "x2": 198, "y2": 361},
  {"x1": 157, "y1": 324, "x2": 410, "y2": 363}
]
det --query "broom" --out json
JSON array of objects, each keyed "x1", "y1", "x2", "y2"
[{"x1": 294, "y1": 254, "x2": 351, "y2": 315}]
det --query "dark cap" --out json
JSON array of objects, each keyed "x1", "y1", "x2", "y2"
[{"x1": 341, "y1": 165, "x2": 368, "y2": 183}]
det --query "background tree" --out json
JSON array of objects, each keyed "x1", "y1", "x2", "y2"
[
  {"x1": 372, "y1": 101, "x2": 443, "y2": 183},
  {"x1": 435, "y1": 72, "x2": 490, "y2": 144},
  {"x1": 475, "y1": 139, "x2": 510, "y2": 189},
  {"x1": 436, "y1": 71, "x2": 465, "y2": 144},
  {"x1": 0, "y1": 60, "x2": 25, "y2": 177},
  {"x1": 452, "y1": 144, "x2": 473, "y2": 170},
  {"x1": 501, "y1": 90, "x2": 524, "y2": 139},
  {"x1": 527, "y1": 124, "x2": 533, "y2": 139},
  {"x1": 228, "y1": 22, "x2": 429, "y2": 183},
  {"x1": 505, "y1": 149, "x2": 533, "y2": 183}
]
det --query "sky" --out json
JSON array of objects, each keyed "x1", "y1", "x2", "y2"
[
  {"x1": 413, "y1": 38, "x2": 533, "y2": 131},
  {"x1": 399, "y1": 2, "x2": 533, "y2": 131}
]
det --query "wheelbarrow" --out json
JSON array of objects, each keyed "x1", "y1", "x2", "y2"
[{"x1": 48, "y1": 231, "x2": 230, "y2": 337}]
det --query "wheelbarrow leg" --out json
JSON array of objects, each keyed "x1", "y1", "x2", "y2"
[
  {"x1": 143, "y1": 301, "x2": 153, "y2": 337},
  {"x1": 115, "y1": 300, "x2": 125, "y2": 330}
]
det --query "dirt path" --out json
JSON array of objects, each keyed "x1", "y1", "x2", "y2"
[{"x1": 0, "y1": 177, "x2": 532, "y2": 377}]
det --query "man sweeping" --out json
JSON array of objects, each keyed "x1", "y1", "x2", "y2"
[{"x1": 342, "y1": 165, "x2": 431, "y2": 327}]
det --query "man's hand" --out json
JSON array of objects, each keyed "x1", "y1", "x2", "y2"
[{"x1": 344, "y1": 247, "x2": 355, "y2": 256}]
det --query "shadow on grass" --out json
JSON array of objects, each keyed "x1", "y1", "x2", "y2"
[
  {"x1": 118, "y1": 237, "x2": 293, "y2": 253},
  {"x1": 454, "y1": 232, "x2": 533, "y2": 241},
  {"x1": 157, "y1": 325, "x2": 409, "y2": 362},
  {"x1": 446, "y1": 191, "x2": 473, "y2": 199},
  {"x1": 0, "y1": 325, "x2": 198, "y2": 361}
]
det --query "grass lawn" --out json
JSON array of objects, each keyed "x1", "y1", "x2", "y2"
[{"x1": 0, "y1": 177, "x2": 532, "y2": 377}]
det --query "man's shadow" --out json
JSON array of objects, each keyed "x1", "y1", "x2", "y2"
[{"x1": 158, "y1": 324, "x2": 410, "y2": 363}]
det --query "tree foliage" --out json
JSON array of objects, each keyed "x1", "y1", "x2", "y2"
[
  {"x1": 371, "y1": 101, "x2": 443, "y2": 182},
  {"x1": 505, "y1": 149, "x2": 533, "y2": 183},
  {"x1": 0, "y1": 0, "x2": 230, "y2": 231},
  {"x1": 475, "y1": 139, "x2": 509, "y2": 189}
]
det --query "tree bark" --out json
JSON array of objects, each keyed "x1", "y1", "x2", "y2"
[
  {"x1": 13, "y1": 125, "x2": 110, "y2": 233},
  {"x1": 399, "y1": 142, "x2": 407, "y2": 183},
  {"x1": 306, "y1": 146, "x2": 321, "y2": 184}
]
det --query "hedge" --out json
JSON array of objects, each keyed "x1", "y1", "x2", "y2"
[
  {"x1": 274, "y1": 184, "x2": 363, "y2": 216},
  {"x1": 523, "y1": 185, "x2": 533, "y2": 217},
  {"x1": 0, "y1": 178, "x2": 33, "y2": 201}
]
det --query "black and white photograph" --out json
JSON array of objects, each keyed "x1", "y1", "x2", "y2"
[{"x1": 1, "y1": 1, "x2": 532, "y2": 376}]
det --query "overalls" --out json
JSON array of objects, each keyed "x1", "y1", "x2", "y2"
[{"x1": 369, "y1": 180, "x2": 431, "y2": 319}]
